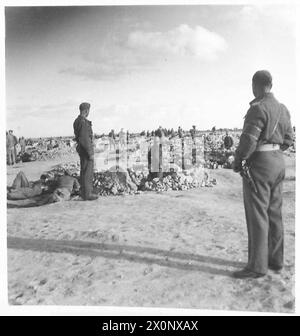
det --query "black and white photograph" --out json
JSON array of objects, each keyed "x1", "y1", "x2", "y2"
[{"x1": 2, "y1": 0, "x2": 297, "y2": 314}]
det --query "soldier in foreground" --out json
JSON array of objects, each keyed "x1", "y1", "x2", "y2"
[
  {"x1": 73, "y1": 102, "x2": 98, "y2": 201},
  {"x1": 233, "y1": 70, "x2": 293, "y2": 279}
]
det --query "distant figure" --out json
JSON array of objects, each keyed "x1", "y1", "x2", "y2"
[
  {"x1": 19, "y1": 137, "x2": 26, "y2": 155},
  {"x1": 155, "y1": 126, "x2": 164, "y2": 138},
  {"x1": 119, "y1": 128, "x2": 126, "y2": 148},
  {"x1": 47, "y1": 138, "x2": 54, "y2": 151},
  {"x1": 178, "y1": 126, "x2": 184, "y2": 139},
  {"x1": 73, "y1": 102, "x2": 98, "y2": 201},
  {"x1": 108, "y1": 129, "x2": 116, "y2": 150},
  {"x1": 6, "y1": 131, "x2": 9, "y2": 164},
  {"x1": 7, "y1": 130, "x2": 17, "y2": 165},
  {"x1": 15, "y1": 140, "x2": 21, "y2": 158},
  {"x1": 12, "y1": 131, "x2": 18, "y2": 159},
  {"x1": 190, "y1": 125, "x2": 197, "y2": 141},
  {"x1": 224, "y1": 132, "x2": 234, "y2": 150}
]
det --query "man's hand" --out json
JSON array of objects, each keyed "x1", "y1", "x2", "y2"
[
  {"x1": 233, "y1": 158, "x2": 242, "y2": 173},
  {"x1": 89, "y1": 154, "x2": 94, "y2": 161}
]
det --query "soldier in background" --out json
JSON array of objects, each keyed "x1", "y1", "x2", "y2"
[
  {"x1": 119, "y1": 128, "x2": 126, "y2": 149},
  {"x1": 6, "y1": 131, "x2": 9, "y2": 165},
  {"x1": 178, "y1": 126, "x2": 184, "y2": 139},
  {"x1": 233, "y1": 70, "x2": 293, "y2": 279},
  {"x1": 11, "y1": 131, "x2": 18, "y2": 160},
  {"x1": 224, "y1": 131, "x2": 234, "y2": 150},
  {"x1": 170, "y1": 128, "x2": 175, "y2": 139},
  {"x1": 19, "y1": 137, "x2": 26, "y2": 155},
  {"x1": 73, "y1": 102, "x2": 98, "y2": 201},
  {"x1": 7, "y1": 130, "x2": 16, "y2": 165},
  {"x1": 155, "y1": 126, "x2": 164, "y2": 138},
  {"x1": 108, "y1": 129, "x2": 116, "y2": 150},
  {"x1": 190, "y1": 125, "x2": 197, "y2": 141}
]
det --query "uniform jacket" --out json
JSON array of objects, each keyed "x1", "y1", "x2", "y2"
[
  {"x1": 190, "y1": 128, "x2": 196, "y2": 139},
  {"x1": 109, "y1": 131, "x2": 116, "y2": 139},
  {"x1": 224, "y1": 135, "x2": 233, "y2": 148},
  {"x1": 7, "y1": 134, "x2": 17, "y2": 149},
  {"x1": 73, "y1": 115, "x2": 94, "y2": 158},
  {"x1": 235, "y1": 93, "x2": 293, "y2": 164}
]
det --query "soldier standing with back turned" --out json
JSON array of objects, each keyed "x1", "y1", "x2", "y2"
[
  {"x1": 233, "y1": 70, "x2": 293, "y2": 279},
  {"x1": 73, "y1": 102, "x2": 98, "y2": 201}
]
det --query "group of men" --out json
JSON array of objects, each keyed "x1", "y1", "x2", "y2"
[
  {"x1": 6, "y1": 130, "x2": 26, "y2": 165},
  {"x1": 73, "y1": 70, "x2": 294, "y2": 279},
  {"x1": 108, "y1": 128, "x2": 127, "y2": 150},
  {"x1": 7, "y1": 170, "x2": 80, "y2": 206}
]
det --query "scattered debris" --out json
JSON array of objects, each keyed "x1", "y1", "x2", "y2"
[{"x1": 43, "y1": 162, "x2": 217, "y2": 197}]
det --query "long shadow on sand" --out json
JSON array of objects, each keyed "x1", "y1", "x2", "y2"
[{"x1": 7, "y1": 236, "x2": 245, "y2": 277}]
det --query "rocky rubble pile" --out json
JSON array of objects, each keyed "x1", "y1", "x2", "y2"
[
  {"x1": 92, "y1": 169, "x2": 138, "y2": 196},
  {"x1": 43, "y1": 163, "x2": 216, "y2": 197},
  {"x1": 139, "y1": 172, "x2": 216, "y2": 192},
  {"x1": 43, "y1": 162, "x2": 80, "y2": 179},
  {"x1": 20, "y1": 146, "x2": 76, "y2": 162}
]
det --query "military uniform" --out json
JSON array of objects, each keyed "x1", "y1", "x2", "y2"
[
  {"x1": 48, "y1": 175, "x2": 80, "y2": 203},
  {"x1": 235, "y1": 92, "x2": 293, "y2": 275},
  {"x1": 224, "y1": 135, "x2": 233, "y2": 150},
  {"x1": 7, "y1": 133, "x2": 16, "y2": 165},
  {"x1": 73, "y1": 115, "x2": 94, "y2": 200}
]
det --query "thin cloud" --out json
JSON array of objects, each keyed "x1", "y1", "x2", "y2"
[
  {"x1": 60, "y1": 53, "x2": 156, "y2": 81},
  {"x1": 59, "y1": 24, "x2": 227, "y2": 81},
  {"x1": 238, "y1": 5, "x2": 296, "y2": 33},
  {"x1": 127, "y1": 24, "x2": 228, "y2": 61},
  {"x1": 6, "y1": 101, "x2": 76, "y2": 119}
]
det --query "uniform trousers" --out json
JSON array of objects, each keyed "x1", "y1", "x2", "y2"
[
  {"x1": 79, "y1": 153, "x2": 94, "y2": 200},
  {"x1": 7, "y1": 148, "x2": 15, "y2": 165},
  {"x1": 243, "y1": 150, "x2": 285, "y2": 274}
]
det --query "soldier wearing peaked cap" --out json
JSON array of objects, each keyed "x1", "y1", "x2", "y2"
[
  {"x1": 233, "y1": 70, "x2": 294, "y2": 279},
  {"x1": 73, "y1": 102, "x2": 98, "y2": 201}
]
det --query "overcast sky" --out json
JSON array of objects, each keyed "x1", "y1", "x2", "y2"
[{"x1": 5, "y1": 4, "x2": 297, "y2": 137}]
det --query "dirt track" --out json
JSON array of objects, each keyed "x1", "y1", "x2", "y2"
[{"x1": 6, "y1": 154, "x2": 295, "y2": 312}]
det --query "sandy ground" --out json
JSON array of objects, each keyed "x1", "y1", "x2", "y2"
[{"x1": 6, "y1": 153, "x2": 295, "y2": 313}]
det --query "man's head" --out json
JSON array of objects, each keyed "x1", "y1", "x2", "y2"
[
  {"x1": 79, "y1": 102, "x2": 91, "y2": 118},
  {"x1": 252, "y1": 70, "x2": 272, "y2": 98},
  {"x1": 9, "y1": 130, "x2": 13, "y2": 134}
]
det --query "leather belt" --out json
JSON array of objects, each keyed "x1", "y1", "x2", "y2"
[{"x1": 256, "y1": 144, "x2": 280, "y2": 152}]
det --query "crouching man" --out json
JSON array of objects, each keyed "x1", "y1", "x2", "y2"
[{"x1": 47, "y1": 170, "x2": 80, "y2": 203}]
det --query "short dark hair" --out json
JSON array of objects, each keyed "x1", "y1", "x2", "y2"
[
  {"x1": 79, "y1": 102, "x2": 91, "y2": 112},
  {"x1": 252, "y1": 70, "x2": 272, "y2": 87}
]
